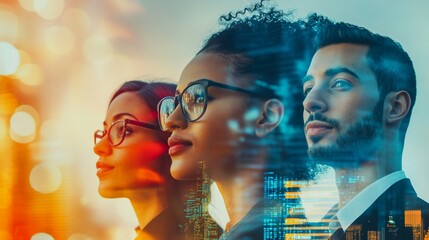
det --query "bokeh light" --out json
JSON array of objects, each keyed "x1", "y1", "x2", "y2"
[
  {"x1": 18, "y1": 50, "x2": 33, "y2": 65},
  {"x1": 34, "y1": 0, "x2": 64, "y2": 20},
  {"x1": 9, "y1": 110, "x2": 37, "y2": 143},
  {"x1": 83, "y1": 35, "x2": 113, "y2": 65},
  {"x1": 31, "y1": 232, "x2": 54, "y2": 240},
  {"x1": 29, "y1": 162, "x2": 62, "y2": 194},
  {"x1": 18, "y1": 0, "x2": 36, "y2": 12},
  {"x1": 15, "y1": 63, "x2": 44, "y2": 86},
  {"x1": 44, "y1": 26, "x2": 74, "y2": 55},
  {"x1": 0, "y1": 42, "x2": 20, "y2": 75},
  {"x1": 0, "y1": 10, "x2": 19, "y2": 41}
]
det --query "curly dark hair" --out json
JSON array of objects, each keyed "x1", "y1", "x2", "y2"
[{"x1": 197, "y1": 4, "x2": 317, "y2": 180}]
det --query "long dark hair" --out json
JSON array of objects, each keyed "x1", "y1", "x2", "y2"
[{"x1": 110, "y1": 80, "x2": 178, "y2": 197}]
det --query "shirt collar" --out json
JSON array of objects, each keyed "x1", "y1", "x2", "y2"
[{"x1": 335, "y1": 170, "x2": 406, "y2": 230}]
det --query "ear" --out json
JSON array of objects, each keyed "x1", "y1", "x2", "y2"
[
  {"x1": 255, "y1": 99, "x2": 284, "y2": 137},
  {"x1": 384, "y1": 91, "x2": 411, "y2": 125}
]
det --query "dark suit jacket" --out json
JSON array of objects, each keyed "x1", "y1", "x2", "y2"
[{"x1": 329, "y1": 178, "x2": 429, "y2": 240}]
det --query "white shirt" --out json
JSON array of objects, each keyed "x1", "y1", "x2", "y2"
[{"x1": 334, "y1": 170, "x2": 407, "y2": 231}]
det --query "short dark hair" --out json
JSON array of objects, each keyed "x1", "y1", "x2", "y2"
[
  {"x1": 198, "y1": 5, "x2": 316, "y2": 180},
  {"x1": 309, "y1": 14, "x2": 416, "y2": 137}
]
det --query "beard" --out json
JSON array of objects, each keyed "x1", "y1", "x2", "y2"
[{"x1": 306, "y1": 101, "x2": 383, "y2": 168}]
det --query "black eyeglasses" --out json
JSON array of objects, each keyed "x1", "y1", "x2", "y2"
[
  {"x1": 94, "y1": 119, "x2": 160, "y2": 147},
  {"x1": 157, "y1": 79, "x2": 276, "y2": 131}
]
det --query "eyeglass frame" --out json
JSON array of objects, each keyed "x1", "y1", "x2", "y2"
[
  {"x1": 94, "y1": 119, "x2": 160, "y2": 147},
  {"x1": 157, "y1": 78, "x2": 279, "y2": 131}
]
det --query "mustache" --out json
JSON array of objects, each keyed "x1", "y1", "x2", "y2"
[{"x1": 304, "y1": 112, "x2": 340, "y2": 129}]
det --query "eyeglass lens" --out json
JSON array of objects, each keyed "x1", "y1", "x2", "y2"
[
  {"x1": 159, "y1": 83, "x2": 207, "y2": 130},
  {"x1": 94, "y1": 120, "x2": 127, "y2": 146},
  {"x1": 109, "y1": 121, "x2": 126, "y2": 146}
]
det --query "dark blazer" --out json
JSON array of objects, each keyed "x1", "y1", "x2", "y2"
[{"x1": 329, "y1": 178, "x2": 429, "y2": 240}]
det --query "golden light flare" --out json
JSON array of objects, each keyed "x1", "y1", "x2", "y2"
[
  {"x1": 83, "y1": 35, "x2": 113, "y2": 65},
  {"x1": 29, "y1": 162, "x2": 62, "y2": 194},
  {"x1": 0, "y1": 93, "x2": 18, "y2": 115},
  {"x1": 0, "y1": 191, "x2": 12, "y2": 209},
  {"x1": 14, "y1": 63, "x2": 44, "y2": 86},
  {"x1": 44, "y1": 26, "x2": 75, "y2": 55},
  {"x1": 0, "y1": 117, "x2": 7, "y2": 140},
  {"x1": 0, "y1": 42, "x2": 20, "y2": 75}
]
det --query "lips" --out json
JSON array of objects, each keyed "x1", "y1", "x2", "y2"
[
  {"x1": 168, "y1": 136, "x2": 192, "y2": 156},
  {"x1": 96, "y1": 161, "x2": 114, "y2": 177},
  {"x1": 305, "y1": 121, "x2": 334, "y2": 138}
]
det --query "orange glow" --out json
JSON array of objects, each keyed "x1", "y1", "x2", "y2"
[
  {"x1": 135, "y1": 141, "x2": 167, "y2": 162},
  {"x1": 135, "y1": 169, "x2": 164, "y2": 185},
  {"x1": 0, "y1": 93, "x2": 18, "y2": 115}
]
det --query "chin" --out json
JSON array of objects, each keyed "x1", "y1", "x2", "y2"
[
  {"x1": 170, "y1": 161, "x2": 199, "y2": 181},
  {"x1": 98, "y1": 187, "x2": 119, "y2": 199}
]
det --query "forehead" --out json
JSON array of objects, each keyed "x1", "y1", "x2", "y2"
[
  {"x1": 177, "y1": 52, "x2": 239, "y2": 92},
  {"x1": 308, "y1": 43, "x2": 371, "y2": 76},
  {"x1": 106, "y1": 92, "x2": 153, "y2": 123}
]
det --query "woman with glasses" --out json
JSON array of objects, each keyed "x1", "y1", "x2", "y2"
[
  {"x1": 158, "y1": 5, "x2": 316, "y2": 240},
  {"x1": 93, "y1": 80, "x2": 188, "y2": 240}
]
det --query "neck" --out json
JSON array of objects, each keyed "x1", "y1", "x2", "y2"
[
  {"x1": 216, "y1": 168, "x2": 264, "y2": 229},
  {"x1": 129, "y1": 187, "x2": 168, "y2": 230},
  {"x1": 334, "y1": 137, "x2": 402, "y2": 209}
]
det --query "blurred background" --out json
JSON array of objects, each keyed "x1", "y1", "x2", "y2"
[{"x1": 0, "y1": 0, "x2": 428, "y2": 239}]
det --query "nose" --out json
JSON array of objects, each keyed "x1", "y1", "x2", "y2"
[
  {"x1": 303, "y1": 87, "x2": 327, "y2": 115},
  {"x1": 164, "y1": 105, "x2": 188, "y2": 132},
  {"x1": 93, "y1": 135, "x2": 112, "y2": 157}
]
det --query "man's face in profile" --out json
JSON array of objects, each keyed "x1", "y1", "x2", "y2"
[{"x1": 302, "y1": 43, "x2": 383, "y2": 167}]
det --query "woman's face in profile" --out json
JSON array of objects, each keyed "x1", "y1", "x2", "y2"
[
  {"x1": 166, "y1": 52, "x2": 260, "y2": 181},
  {"x1": 94, "y1": 92, "x2": 168, "y2": 198}
]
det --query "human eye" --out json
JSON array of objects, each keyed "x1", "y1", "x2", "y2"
[
  {"x1": 303, "y1": 84, "x2": 313, "y2": 97},
  {"x1": 112, "y1": 121, "x2": 132, "y2": 138},
  {"x1": 124, "y1": 126, "x2": 133, "y2": 135},
  {"x1": 331, "y1": 78, "x2": 352, "y2": 90}
]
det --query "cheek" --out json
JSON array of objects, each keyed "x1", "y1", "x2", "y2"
[
  {"x1": 129, "y1": 141, "x2": 168, "y2": 164},
  {"x1": 126, "y1": 141, "x2": 168, "y2": 184}
]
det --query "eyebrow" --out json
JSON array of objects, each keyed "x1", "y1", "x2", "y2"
[
  {"x1": 302, "y1": 67, "x2": 360, "y2": 85},
  {"x1": 103, "y1": 113, "x2": 138, "y2": 128}
]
